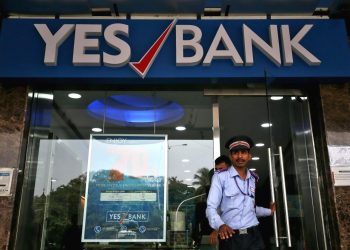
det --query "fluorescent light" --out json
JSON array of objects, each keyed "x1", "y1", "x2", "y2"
[
  {"x1": 28, "y1": 92, "x2": 54, "y2": 100},
  {"x1": 182, "y1": 159, "x2": 190, "y2": 163},
  {"x1": 176, "y1": 126, "x2": 186, "y2": 131},
  {"x1": 261, "y1": 123, "x2": 272, "y2": 128},
  {"x1": 255, "y1": 143, "x2": 265, "y2": 147},
  {"x1": 92, "y1": 127, "x2": 102, "y2": 132},
  {"x1": 270, "y1": 96, "x2": 283, "y2": 100},
  {"x1": 68, "y1": 93, "x2": 82, "y2": 99},
  {"x1": 252, "y1": 157, "x2": 260, "y2": 161}
]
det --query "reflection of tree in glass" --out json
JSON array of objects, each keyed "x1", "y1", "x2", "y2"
[
  {"x1": 168, "y1": 177, "x2": 195, "y2": 209},
  {"x1": 35, "y1": 174, "x2": 86, "y2": 250},
  {"x1": 192, "y1": 168, "x2": 211, "y2": 195}
]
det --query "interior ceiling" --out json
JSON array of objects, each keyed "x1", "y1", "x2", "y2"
[{"x1": 0, "y1": 0, "x2": 346, "y2": 16}]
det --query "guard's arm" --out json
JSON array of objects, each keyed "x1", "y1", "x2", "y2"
[
  {"x1": 256, "y1": 205, "x2": 272, "y2": 217},
  {"x1": 206, "y1": 174, "x2": 225, "y2": 230}
]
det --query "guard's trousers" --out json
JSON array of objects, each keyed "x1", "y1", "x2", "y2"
[{"x1": 218, "y1": 226, "x2": 265, "y2": 250}]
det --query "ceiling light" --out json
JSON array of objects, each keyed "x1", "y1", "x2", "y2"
[
  {"x1": 261, "y1": 123, "x2": 272, "y2": 128},
  {"x1": 255, "y1": 143, "x2": 265, "y2": 147},
  {"x1": 300, "y1": 97, "x2": 308, "y2": 100},
  {"x1": 176, "y1": 126, "x2": 186, "y2": 131},
  {"x1": 88, "y1": 95, "x2": 184, "y2": 127},
  {"x1": 252, "y1": 157, "x2": 260, "y2": 161},
  {"x1": 182, "y1": 159, "x2": 190, "y2": 163},
  {"x1": 270, "y1": 96, "x2": 283, "y2": 100},
  {"x1": 28, "y1": 93, "x2": 54, "y2": 100},
  {"x1": 291, "y1": 97, "x2": 296, "y2": 100},
  {"x1": 91, "y1": 127, "x2": 102, "y2": 132},
  {"x1": 68, "y1": 93, "x2": 81, "y2": 99}
]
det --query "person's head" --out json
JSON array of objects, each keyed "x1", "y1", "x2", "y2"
[
  {"x1": 224, "y1": 135, "x2": 254, "y2": 169},
  {"x1": 214, "y1": 155, "x2": 231, "y2": 171}
]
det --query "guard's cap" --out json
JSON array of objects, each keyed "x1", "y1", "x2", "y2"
[{"x1": 225, "y1": 135, "x2": 254, "y2": 152}]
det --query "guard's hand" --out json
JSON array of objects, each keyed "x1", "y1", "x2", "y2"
[
  {"x1": 270, "y1": 202, "x2": 276, "y2": 215},
  {"x1": 218, "y1": 224, "x2": 235, "y2": 239},
  {"x1": 209, "y1": 230, "x2": 218, "y2": 245}
]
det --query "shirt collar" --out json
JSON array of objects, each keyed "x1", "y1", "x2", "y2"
[{"x1": 229, "y1": 166, "x2": 252, "y2": 179}]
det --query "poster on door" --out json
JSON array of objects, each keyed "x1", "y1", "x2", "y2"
[{"x1": 82, "y1": 134, "x2": 167, "y2": 242}]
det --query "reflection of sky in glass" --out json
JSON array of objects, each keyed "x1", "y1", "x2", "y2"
[
  {"x1": 89, "y1": 139, "x2": 166, "y2": 177},
  {"x1": 34, "y1": 139, "x2": 213, "y2": 196},
  {"x1": 168, "y1": 140, "x2": 213, "y2": 187}
]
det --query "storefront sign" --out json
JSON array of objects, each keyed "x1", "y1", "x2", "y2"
[
  {"x1": 0, "y1": 168, "x2": 14, "y2": 196},
  {"x1": 0, "y1": 19, "x2": 349, "y2": 79},
  {"x1": 82, "y1": 134, "x2": 167, "y2": 242}
]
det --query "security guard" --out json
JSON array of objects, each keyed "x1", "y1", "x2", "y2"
[{"x1": 206, "y1": 135, "x2": 276, "y2": 250}]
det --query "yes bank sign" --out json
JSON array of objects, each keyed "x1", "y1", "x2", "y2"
[{"x1": 0, "y1": 18, "x2": 349, "y2": 79}]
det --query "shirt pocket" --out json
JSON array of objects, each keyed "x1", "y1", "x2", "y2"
[{"x1": 223, "y1": 185, "x2": 241, "y2": 209}]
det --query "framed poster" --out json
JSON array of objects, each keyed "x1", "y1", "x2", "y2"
[{"x1": 82, "y1": 134, "x2": 167, "y2": 242}]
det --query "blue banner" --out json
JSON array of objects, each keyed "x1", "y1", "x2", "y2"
[
  {"x1": 82, "y1": 134, "x2": 167, "y2": 242},
  {"x1": 0, "y1": 18, "x2": 350, "y2": 79}
]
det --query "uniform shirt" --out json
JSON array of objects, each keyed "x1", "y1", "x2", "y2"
[{"x1": 206, "y1": 166, "x2": 271, "y2": 230}]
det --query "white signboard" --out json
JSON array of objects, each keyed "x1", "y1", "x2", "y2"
[
  {"x1": 0, "y1": 168, "x2": 14, "y2": 196},
  {"x1": 328, "y1": 146, "x2": 350, "y2": 167},
  {"x1": 331, "y1": 166, "x2": 350, "y2": 186},
  {"x1": 328, "y1": 146, "x2": 350, "y2": 186}
]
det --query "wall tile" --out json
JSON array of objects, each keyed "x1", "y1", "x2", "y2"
[
  {"x1": 0, "y1": 84, "x2": 27, "y2": 250},
  {"x1": 320, "y1": 83, "x2": 350, "y2": 250}
]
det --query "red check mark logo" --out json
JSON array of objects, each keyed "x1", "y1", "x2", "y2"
[{"x1": 129, "y1": 19, "x2": 177, "y2": 78}]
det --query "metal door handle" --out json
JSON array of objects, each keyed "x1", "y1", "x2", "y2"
[
  {"x1": 278, "y1": 146, "x2": 292, "y2": 247},
  {"x1": 268, "y1": 148, "x2": 279, "y2": 247}
]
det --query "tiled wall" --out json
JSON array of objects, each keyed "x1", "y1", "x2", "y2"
[
  {"x1": 320, "y1": 83, "x2": 350, "y2": 249},
  {"x1": 0, "y1": 84, "x2": 27, "y2": 250}
]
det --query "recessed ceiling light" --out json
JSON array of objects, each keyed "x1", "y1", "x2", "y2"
[
  {"x1": 270, "y1": 96, "x2": 283, "y2": 100},
  {"x1": 91, "y1": 127, "x2": 102, "y2": 132},
  {"x1": 176, "y1": 126, "x2": 186, "y2": 131},
  {"x1": 255, "y1": 143, "x2": 265, "y2": 147},
  {"x1": 252, "y1": 157, "x2": 260, "y2": 161},
  {"x1": 182, "y1": 159, "x2": 190, "y2": 163},
  {"x1": 68, "y1": 93, "x2": 82, "y2": 99},
  {"x1": 261, "y1": 123, "x2": 272, "y2": 128}
]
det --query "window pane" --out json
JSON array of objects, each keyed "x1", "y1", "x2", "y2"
[{"x1": 16, "y1": 90, "x2": 213, "y2": 249}]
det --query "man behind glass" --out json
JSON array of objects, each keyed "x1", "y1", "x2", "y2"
[{"x1": 206, "y1": 135, "x2": 276, "y2": 250}]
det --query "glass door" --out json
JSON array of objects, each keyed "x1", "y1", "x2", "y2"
[
  {"x1": 265, "y1": 77, "x2": 327, "y2": 249},
  {"x1": 206, "y1": 83, "x2": 326, "y2": 249}
]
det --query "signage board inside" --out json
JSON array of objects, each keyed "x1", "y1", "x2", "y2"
[{"x1": 82, "y1": 134, "x2": 167, "y2": 242}]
